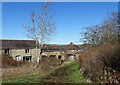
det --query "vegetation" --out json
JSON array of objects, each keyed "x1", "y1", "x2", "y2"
[
  {"x1": 2, "y1": 55, "x2": 26, "y2": 68},
  {"x1": 2, "y1": 61, "x2": 87, "y2": 83},
  {"x1": 81, "y1": 12, "x2": 119, "y2": 45},
  {"x1": 24, "y1": 2, "x2": 55, "y2": 63},
  {"x1": 79, "y1": 44, "x2": 120, "y2": 83},
  {"x1": 2, "y1": 5, "x2": 119, "y2": 84},
  {"x1": 41, "y1": 61, "x2": 87, "y2": 83},
  {"x1": 3, "y1": 69, "x2": 52, "y2": 83},
  {"x1": 2, "y1": 61, "x2": 60, "y2": 83},
  {"x1": 66, "y1": 62, "x2": 86, "y2": 83},
  {"x1": 79, "y1": 12, "x2": 120, "y2": 83}
]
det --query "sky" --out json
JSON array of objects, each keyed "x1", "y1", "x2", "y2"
[
  {"x1": 2, "y1": 2, "x2": 118, "y2": 44},
  {"x1": 1, "y1": 0, "x2": 120, "y2": 2}
]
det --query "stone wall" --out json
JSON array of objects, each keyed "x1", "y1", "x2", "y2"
[
  {"x1": 1, "y1": 48, "x2": 80, "y2": 62},
  {"x1": 1, "y1": 48, "x2": 39, "y2": 62},
  {"x1": 41, "y1": 51, "x2": 65, "y2": 60}
]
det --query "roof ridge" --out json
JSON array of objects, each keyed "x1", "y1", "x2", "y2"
[{"x1": 0, "y1": 39, "x2": 35, "y2": 41}]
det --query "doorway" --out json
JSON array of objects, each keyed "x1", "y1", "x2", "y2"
[{"x1": 23, "y1": 56, "x2": 32, "y2": 61}]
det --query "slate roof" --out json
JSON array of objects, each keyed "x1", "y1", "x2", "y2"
[
  {"x1": 0, "y1": 40, "x2": 36, "y2": 49},
  {"x1": 0, "y1": 40, "x2": 80, "y2": 50}
]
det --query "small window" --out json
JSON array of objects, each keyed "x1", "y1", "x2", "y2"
[
  {"x1": 4, "y1": 48, "x2": 10, "y2": 54},
  {"x1": 16, "y1": 55, "x2": 21, "y2": 61},
  {"x1": 4, "y1": 49, "x2": 7, "y2": 54},
  {"x1": 25, "y1": 49, "x2": 29, "y2": 53},
  {"x1": 58, "y1": 55, "x2": 62, "y2": 59},
  {"x1": 28, "y1": 49, "x2": 29, "y2": 53}
]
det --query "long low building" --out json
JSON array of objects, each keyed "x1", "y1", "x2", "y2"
[
  {"x1": 0, "y1": 40, "x2": 39, "y2": 62},
  {"x1": 0, "y1": 40, "x2": 81, "y2": 62}
]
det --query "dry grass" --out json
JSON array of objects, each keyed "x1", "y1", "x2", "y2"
[
  {"x1": 40, "y1": 56, "x2": 62, "y2": 70},
  {"x1": 2, "y1": 62, "x2": 40, "y2": 79},
  {"x1": 2, "y1": 55, "x2": 62, "y2": 82},
  {"x1": 1, "y1": 55, "x2": 40, "y2": 79},
  {"x1": 78, "y1": 44, "x2": 120, "y2": 83},
  {"x1": 2, "y1": 55, "x2": 26, "y2": 68}
]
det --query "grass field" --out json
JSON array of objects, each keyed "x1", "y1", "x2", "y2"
[
  {"x1": 2, "y1": 65, "x2": 57, "y2": 83},
  {"x1": 66, "y1": 62, "x2": 86, "y2": 83},
  {"x1": 2, "y1": 61, "x2": 87, "y2": 83},
  {"x1": 40, "y1": 61, "x2": 87, "y2": 83}
]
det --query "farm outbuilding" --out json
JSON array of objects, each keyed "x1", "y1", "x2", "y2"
[{"x1": 0, "y1": 40, "x2": 81, "y2": 62}]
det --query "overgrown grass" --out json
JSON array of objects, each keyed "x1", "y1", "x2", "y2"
[
  {"x1": 66, "y1": 61, "x2": 86, "y2": 83},
  {"x1": 3, "y1": 71, "x2": 44, "y2": 83},
  {"x1": 40, "y1": 61, "x2": 87, "y2": 83},
  {"x1": 2, "y1": 61, "x2": 87, "y2": 83},
  {"x1": 2, "y1": 65, "x2": 58, "y2": 83}
]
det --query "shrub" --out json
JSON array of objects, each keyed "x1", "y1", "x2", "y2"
[
  {"x1": 40, "y1": 56, "x2": 61, "y2": 70},
  {"x1": 2, "y1": 55, "x2": 26, "y2": 68},
  {"x1": 79, "y1": 44, "x2": 120, "y2": 82}
]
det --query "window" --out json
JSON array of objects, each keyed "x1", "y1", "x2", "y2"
[
  {"x1": 23, "y1": 56, "x2": 32, "y2": 61},
  {"x1": 25, "y1": 49, "x2": 29, "y2": 53},
  {"x1": 16, "y1": 55, "x2": 21, "y2": 61},
  {"x1": 4, "y1": 48, "x2": 10, "y2": 54},
  {"x1": 58, "y1": 55, "x2": 62, "y2": 59},
  {"x1": 49, "y1": 55, "x2": 56, "y2": 58},
  {"x1": 49, "y1": 55, "x2": 56, "y2": 61}
]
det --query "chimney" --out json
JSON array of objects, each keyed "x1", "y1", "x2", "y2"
[{"x1": 70, "y1": 42, "x2": 73, "y2": 45}]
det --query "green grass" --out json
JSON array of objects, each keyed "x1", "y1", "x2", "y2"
[
  {"x1": 4, "y1": 74, "x2": 39, "y2": 83},
  {"x1": 3, "y1": 72, "x2": 44, "y2": 83},
  {"x1": 2, "y1": 61, "x2": 87, "y2": 83},
  {"x1": 64, "y1": 62, "x2": 101, "y2": 84},
  {"x1": 65, "y1": 61, "x2": 87, "y2": 83},
  {"x1": 2, "y1": 67, "x2": 58, "y2": 83}
]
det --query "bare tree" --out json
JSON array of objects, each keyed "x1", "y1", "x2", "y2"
[
  {"x1": 24, "y1": 2, "x2": 55, "y2": 63},
  {"x1": 81, "y1": 12, "x2": 119, "y2": 45}
]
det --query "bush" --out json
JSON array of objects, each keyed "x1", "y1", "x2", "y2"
[
  {"x1": 2, "y1": 55, "x2": 26, "y2": 68},
  {"x1": 79, "y1": 44, "x2": 120, "y2": 82},
  {"x1": 40, "y1": 56, "x2": 61, "y2": 70}
]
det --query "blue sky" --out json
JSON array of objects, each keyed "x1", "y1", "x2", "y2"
[{"x1": 2, "y1": 2, "x2": 118, "y2": 44}]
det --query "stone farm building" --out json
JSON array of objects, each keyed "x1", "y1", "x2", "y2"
[{"x1": 0, "y1": 40, "x2": 81, "y2": 62}]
